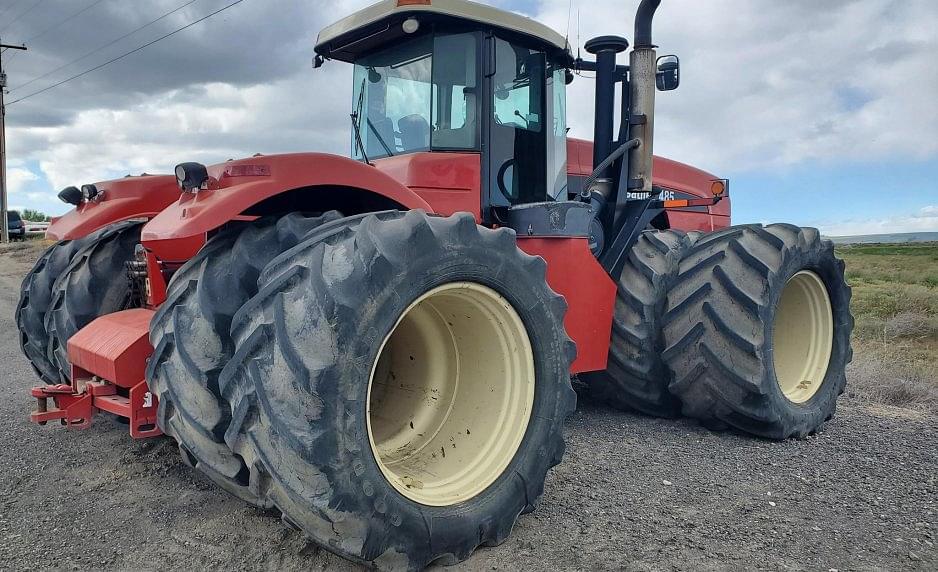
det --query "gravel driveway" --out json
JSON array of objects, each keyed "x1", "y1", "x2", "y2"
[{"x1": 0, "y1": 244, "x2": 934, "y2": 571}]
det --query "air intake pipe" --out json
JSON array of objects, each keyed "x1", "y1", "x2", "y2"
[
  {"x1": 628, "y1": 0, "x2": 661, "y2": 196},
  {"x1": 585, "y1": 35, "x2": 629, "y2": 175}
]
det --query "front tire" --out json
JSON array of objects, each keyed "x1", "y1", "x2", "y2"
[
  {"x1": 220, "y1": 211, "x2": 576, "y2": 569},
  {"x1": 662, "y1": 224, "x2": 853, "y2": 439}
]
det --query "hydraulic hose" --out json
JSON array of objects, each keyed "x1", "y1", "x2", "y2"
[{"x1": 583, "y1": 138, "x2": 640, "y2": 193}]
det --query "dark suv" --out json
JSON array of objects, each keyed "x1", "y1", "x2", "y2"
[{"x1": 7, "y1": 210, "x2": 25, "y2": 240}]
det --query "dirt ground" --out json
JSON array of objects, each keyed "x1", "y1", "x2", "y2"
[{"x1": 0, "y1": 242, "x2": 935, "y2": 571}]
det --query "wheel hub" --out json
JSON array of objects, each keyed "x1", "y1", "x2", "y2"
[
  {"x1": 367, "y1": 282, "x2": 535, "y2": 506},
  {"x1": 772, "y1": 270, "x2": 834, "y2": 403}
]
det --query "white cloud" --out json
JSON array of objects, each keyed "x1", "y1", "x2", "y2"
[
  {"x1": 5, "y1": 167, "x2": 40, "y2": 195},
  {"x1": 3, "y1": 0, "x2": 936, "y2": 218},
  {"x1": 536, "y1": 0, "x2": 938, "y2": 173},
  {"x1": 818, "y1": 205, "x2": 938, "y2": 236}
]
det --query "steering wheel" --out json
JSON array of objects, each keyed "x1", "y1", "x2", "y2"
[{"x1": 496, "y1": 159, "x2": 516, "y2": 201}]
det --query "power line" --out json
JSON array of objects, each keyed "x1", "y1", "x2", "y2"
[
  {"x1": 0, "y1": 0, "x2": 28, "y2": 21},
  {"x1": 0, "y1": 0, "x2": 45, "y2": 34},
  {"x1": 21, "y1": 0, "x2": 109, "y2": 44},
  {"x1": 4, "y1": 0, "x2": 109, "y2": 64},
  {"x1": 8, "y1": 0, "x2": 247, "y2": 105},
  {"x1": 10, "y1": 0, "x2": 201, "y2": 93}
]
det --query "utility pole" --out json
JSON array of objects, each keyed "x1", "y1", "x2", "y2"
[{"x1": 1, "y1": 39, "x2": 28, "y2": 243}]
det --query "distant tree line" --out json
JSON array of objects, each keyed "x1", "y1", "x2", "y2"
[{"x1": 20, "y1": 209, "x2": 51, "y2": 222}]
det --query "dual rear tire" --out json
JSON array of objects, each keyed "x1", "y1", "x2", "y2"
[{"x1": 589, "y1": 223, "x2": 852, "y2": 440}]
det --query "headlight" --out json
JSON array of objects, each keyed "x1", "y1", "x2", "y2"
[
  {"x1": 58, "y1": 186, "x2": 83, "y2": 206},
  {"x1": 175, "y1": 162, "x2": 209, "y2": 192},
  {"x1": 81, "y1": 184, "x2": 100, "y2": 201}
]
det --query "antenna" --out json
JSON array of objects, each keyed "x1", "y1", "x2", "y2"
[{"x1": 564, "y1": 0, "x2": 573, "y2": 49}]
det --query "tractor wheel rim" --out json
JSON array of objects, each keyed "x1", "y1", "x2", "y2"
[
  {"x1": 772, "y1": 270, "x2": 834, "y2": 403},
  {"x1": 366, "y1": 282, "x2": 535, "y2": 506}
]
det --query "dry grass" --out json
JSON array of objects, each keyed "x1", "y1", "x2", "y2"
[
  {"x1": 837, "y1": 242, "x2": 938, "y2": 412},
  {"x1": 0, "y1": 239, "x2": 51, "y2": 262}
]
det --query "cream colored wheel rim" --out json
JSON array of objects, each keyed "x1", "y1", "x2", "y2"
[
  {"x1": 366, "y1": 282, "x2": 535, "y2": 506},
  {"x1": 772, "y1": 270, "x2": 834, "y2": 403}
]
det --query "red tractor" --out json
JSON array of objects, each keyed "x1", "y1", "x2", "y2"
[{"x1": 17, "y1": 0, "x2": 852, "y2": 569}]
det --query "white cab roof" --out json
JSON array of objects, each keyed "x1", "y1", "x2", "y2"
[{"x1": 316, "y1": 0, "x2": 570, "y2": 59}]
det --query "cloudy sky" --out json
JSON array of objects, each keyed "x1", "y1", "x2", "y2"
[{"x1": 2, "y1": 0, "x2": 936, "y2": 235}]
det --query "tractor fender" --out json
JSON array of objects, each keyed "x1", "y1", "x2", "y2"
[
  {"x1": 46, "y1": 175, "x2": 180, "y2": 241},
  {"x1": 140, "y1": 152, "x2": 433, "y2": 244}
]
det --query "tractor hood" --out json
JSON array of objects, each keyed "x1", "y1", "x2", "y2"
[
  {"x1": 141, "y1": 152, "x2": 433, "y2": 247},
  {"x1": 46, "y1": 174, "x2": 180, "y2": 241}
]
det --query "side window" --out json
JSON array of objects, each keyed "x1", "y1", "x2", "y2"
[
  {"x1": 450, "y1": 85, "x2": 468, "y2": 129},
  {"x1": 493, "y1": 75, "x2": 541, "y2": 132},
  {"x1": 431, "y1": 33, "x2": 478, "y2": 150},
  {"x1": 547, "y1": 67, "x2": 568, "y2": 199},
  {"x1": 489, "y1": 37, "x2": 547, "y2": 205}
]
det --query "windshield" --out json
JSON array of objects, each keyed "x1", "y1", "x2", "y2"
[{"x1": 352, "y1": 33, "x2": 479, "y2": 160}]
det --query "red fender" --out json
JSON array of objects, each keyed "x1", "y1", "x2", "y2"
[
  {"x1": 141, "y1": 153, "x2": 433, "y2": 245},
  {"x1": 46, "y1": 175, "x2": 180, "y2": 241}
]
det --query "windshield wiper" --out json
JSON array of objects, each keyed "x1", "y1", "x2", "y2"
[
  {"x1": 367, "y1": 118, "x2": 395, "y2": 157},
  {"x1": 351, "y1": 78, "x2": 371, "y2": 165}
]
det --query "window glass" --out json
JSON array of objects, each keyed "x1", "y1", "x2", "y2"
[
  {"x1": 352, "y1": 35, "x2": 432, "y2": 159},
  {"x1": 351, "y1": 33, "x2": 478, "y2": 160},
  {"x1": 489, "y1": 37, "x2": 547, "y2": 205},
  {"x1": 431, "y1": 33, "x2": 477, "y2": 149},
  {"x1": 547, "y1": 66, "x2": 568, "y2": 199}
]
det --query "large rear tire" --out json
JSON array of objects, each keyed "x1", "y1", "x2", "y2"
[
  {"x1": 18, "y1": 239, "x2": 91, "y2": 383},
  {"x1": 44, "y1": 221, "x2": 144, "y2": 383},
  {"x1": 146, "y1": 212, "x2": 340, "y2": 506},
  {"x1": 584, "y1": 229, "x2": 698, "y2": 417},
  {"x1": 220, "y1": 211, "x2": 576, "y2": 569},
  {"x1": 662, "y1": 224, "x2": 853, "y2": 439}
]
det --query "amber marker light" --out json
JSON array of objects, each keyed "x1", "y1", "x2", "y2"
[{"x1": 710, "y1": 180, "x2": 727, "y2": 197}]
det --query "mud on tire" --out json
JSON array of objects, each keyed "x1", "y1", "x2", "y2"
[
  {"x1": 220, "y1": 211, "x2": 576, "y2": 570},
  {"x1": 146, "y1": 212, "x2": 340, "y2": 505},
  {"x1": 584, "y1": 229, "x2": 699, "y2": 418},
  {"x1": 44, "y1": 221, "x2": 144, "y2": 383},
  {"x1": 662, "y1": 224, "x2": 853, "y2": 439}
]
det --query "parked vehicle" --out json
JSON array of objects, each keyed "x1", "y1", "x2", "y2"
[{"x1": 6, "y1": 210, "x2": 25, "y2": 240}]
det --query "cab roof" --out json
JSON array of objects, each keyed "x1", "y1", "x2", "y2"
[{"x1": 315, "y1": 0, "x2": 571, "y2": 63}]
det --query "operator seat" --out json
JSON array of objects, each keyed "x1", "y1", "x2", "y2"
[{"x1": 398, "y1": 114, "x2": 431, "y2": 150}]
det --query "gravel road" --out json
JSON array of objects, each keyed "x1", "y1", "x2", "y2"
[{"x1": 0, "y1": 242, "x2": 935, "y2": 571}]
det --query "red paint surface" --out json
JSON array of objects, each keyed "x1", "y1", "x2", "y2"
[
  {"x1": 566, "y1": 138, "x2": 731, "y2": 229},
  {"x1": 46, "y1": 175, "x2": 180, "y2": 241},
  {"x1": 141, "y1": 234, "x2": 206, "y2": 268},
  {"x1": 141, "y1": 153, "x2": 434, "y2": 241},
  {"x1": 373, "y1": 152, "x2": 482, "y2": 221},
  {"x1": 517, "y1": 237, "x2": 616, "y2": 374},
  {"x1": 67, "y1": 308, "x2": 155, "y2": 389}
]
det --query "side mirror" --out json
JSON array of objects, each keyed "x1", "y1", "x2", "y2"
[{"x1": 656, "y1": 55, "x2": 680, "y2": 91}]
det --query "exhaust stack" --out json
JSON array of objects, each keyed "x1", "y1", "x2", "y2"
[{"x1": 628, "y1": 0, "x2": 662, "y2": 195}]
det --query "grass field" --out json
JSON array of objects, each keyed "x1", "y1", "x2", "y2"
[{"x1": 837, "y1": 242, "x2": 938, "y2": 411}]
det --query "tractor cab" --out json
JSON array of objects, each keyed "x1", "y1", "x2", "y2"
[{"x1": 315, "y1": 0, "x2": 574, "y2": 221}]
